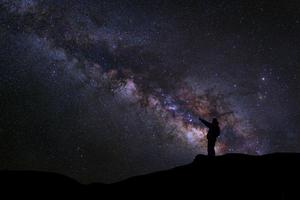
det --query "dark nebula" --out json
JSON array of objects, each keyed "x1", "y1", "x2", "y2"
[{"x1": 1, "y1": 0, "x2": 300, "y2": 183}]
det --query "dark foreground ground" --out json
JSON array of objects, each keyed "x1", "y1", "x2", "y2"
[{"x1": 1, "y1": 153, "x2": 300, "y2": 199}]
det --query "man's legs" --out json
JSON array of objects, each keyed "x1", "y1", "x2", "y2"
[{"x1": 207, "y1": 138, "x2": 216, "y2": 156}]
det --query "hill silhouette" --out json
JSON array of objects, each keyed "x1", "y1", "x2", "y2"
[{"x1": 1, "y1": 153, "x2": 299, "y2": 199}]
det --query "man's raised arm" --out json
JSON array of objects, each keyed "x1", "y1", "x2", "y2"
[{"x1": 199, "y1": 117, "x2": 211, "y2": 128}]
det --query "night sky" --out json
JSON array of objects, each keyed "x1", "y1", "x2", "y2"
[{"x1": 1, "y1": 0, "x2": 300, "y2": 183}]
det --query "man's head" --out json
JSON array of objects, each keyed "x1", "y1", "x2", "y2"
[{"x1": 212, "y1": 118, "x2": 218, "y2": 125}]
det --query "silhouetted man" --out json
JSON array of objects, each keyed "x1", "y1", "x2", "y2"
[{"x1": 199, "y1": 117, "x2": 220, "y2": 156}]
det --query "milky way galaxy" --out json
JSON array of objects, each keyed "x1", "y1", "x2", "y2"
[{"x1": 1, "y1": 0, "x2": 300, "y2": 183}]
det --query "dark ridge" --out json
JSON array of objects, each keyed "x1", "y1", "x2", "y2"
[{"x1": 1, "y1": 153, "x2": 300, "y2": 199}]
